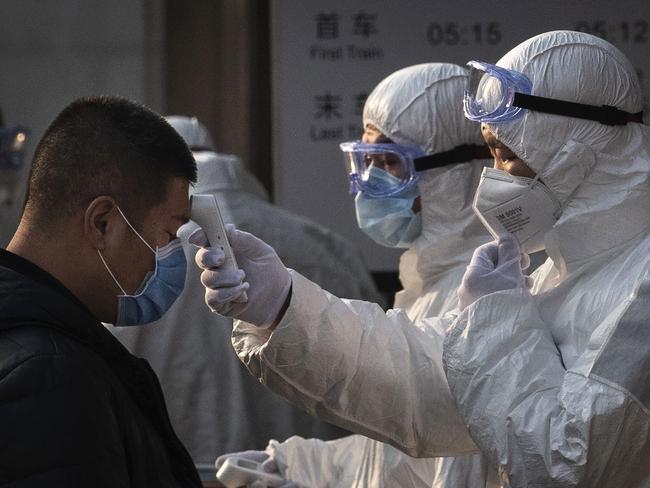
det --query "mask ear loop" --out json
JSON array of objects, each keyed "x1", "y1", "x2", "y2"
[
  {"x1": 115, "y1": 206, "x2": 156, "y2": 253},
  {"x1": 526, "y1": 173, "x2": 541, "y2": 187},
  {"x1": 527, "y1": 173, "x2": 564, "y2": 219},
  {"x1": 97, "y1": 249, "x2": 127, "y2": 295},
  {"x1": 97, "y1": 205, "x2": 156, "y2": 296}
]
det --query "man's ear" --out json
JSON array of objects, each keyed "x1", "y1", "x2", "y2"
[{"x1": 84, "y1": 196, "x2": 118, "y2": 250}]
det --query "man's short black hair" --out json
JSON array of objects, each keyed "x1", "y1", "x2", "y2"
[{"x1": 25, "y1": 95, "x2": 196, "y2": 228}]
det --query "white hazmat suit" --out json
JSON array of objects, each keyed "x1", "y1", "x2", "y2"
[
  {"x1": 443, "y1": 31, "x2": 650, "y2": 487},
  {"x1": 194, "y1": 31, "x2": 648, "y2": 487},
  {"x1": 232, "y1": 64, "x2": 495, "y2": 486},
  {"x1": 112, "y1": 119, "x2": 382, "y2": 463}
]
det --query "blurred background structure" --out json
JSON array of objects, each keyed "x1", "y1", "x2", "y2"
[{"x1": 1, "y1": 0, "x2": 648, "y2": 290}]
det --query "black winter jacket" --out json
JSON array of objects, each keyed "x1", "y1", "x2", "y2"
[{"x1": 0, "y1": 249, "x2": 202, "y2": 487}]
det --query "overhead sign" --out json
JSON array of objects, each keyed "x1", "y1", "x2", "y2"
[{"x1": 271, "y1": 0, "x2": 649, "y2": 270}]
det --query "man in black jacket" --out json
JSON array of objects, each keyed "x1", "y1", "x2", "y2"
[{"x1": 0, "y1": 96, "x2": 202, "y2": 487}]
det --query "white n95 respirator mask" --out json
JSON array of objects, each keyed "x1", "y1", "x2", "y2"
[{"x1": 472, "y1": 167, "x2": 562, "y2": 254}]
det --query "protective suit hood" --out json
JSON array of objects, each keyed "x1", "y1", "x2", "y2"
[
  {"x1": 486, "y1": 31, "x2": 650, "y2": 274},
  {"x1": 192, "y1": 151, "x2": 269, "y2": 201},
  {"x1": 364, "y1": 63, "x2": 489, "y2": 305}
]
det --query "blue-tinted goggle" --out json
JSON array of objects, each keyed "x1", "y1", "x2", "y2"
[
  {"x1": 464, "y1": 60, "x2": 643, "y2": 126},
  {"x1": 340, "y1": 140, "x2": 490, "y2": 198}
]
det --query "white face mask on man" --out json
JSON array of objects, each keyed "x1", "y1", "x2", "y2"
[{"x1": 472, "y1": 167, "x2": 562, "y2": 254}]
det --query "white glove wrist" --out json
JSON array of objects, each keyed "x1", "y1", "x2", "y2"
[{"x1": 193, "y1": 225, "x2": 292, "y2": 327}]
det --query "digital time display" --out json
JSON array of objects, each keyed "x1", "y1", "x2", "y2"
[
  {"x1": 574, "y1": 20, "x2": 648, "y2": 44},
  {"x1": 426, "y1": 22, "x2": 503, "y2": 46}
]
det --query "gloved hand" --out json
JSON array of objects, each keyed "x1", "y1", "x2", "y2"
[
  {"x1": 215, "y1": 450, "x2": 300, "y2": 488},
  {"x1": 191, "y1": 225, "x2": 292, "y2": 328},
  {"x1": 457, "y1": 235, "x2": 532, "y2": 311}
]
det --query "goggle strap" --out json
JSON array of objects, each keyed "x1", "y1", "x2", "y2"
[
  {"x1": 414, "y1": 144, "x2": 492, "y2": 172},
  {"x1": 513, "y1": 93, "x2": 643, "y2": 126}
]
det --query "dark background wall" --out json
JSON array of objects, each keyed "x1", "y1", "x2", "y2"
[{"x1": 164, "y1": 0, "x2": 272, "y2": 195}]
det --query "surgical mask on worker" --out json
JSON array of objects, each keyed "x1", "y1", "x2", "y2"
[
  {"x1": 98, "y1": 207, "x2": 187, "y2": 326},
  {"x1": 472, "y1": 167, "x2": 562, "y2": 254},
  {"x1": 355, "y1": 166, "x2": 422, "y2": 248}
]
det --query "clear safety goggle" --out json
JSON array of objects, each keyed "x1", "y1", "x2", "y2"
[
  {"x1": 340, "y1": 140, "x2": 491, "y2": 198},
  {"x1": 463, "y1": 60, "x2": 643, "y2": 126},
  {"x1": 0, "y1": 126, "x2": 30, "y2": 170}
]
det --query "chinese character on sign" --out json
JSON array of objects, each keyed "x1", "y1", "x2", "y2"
[
  {"x1": 352, "y1": 11, "x2": 377, "y2": 38},
  {"x1": 315, "y1": 12, "x2": 339, "y2": 39},
  {"x1": 354, "y1": 92, "x2": 368, "y2": 116},
  {"x1": 315, "y1": 92, "x2": 342, "y2": 120}
]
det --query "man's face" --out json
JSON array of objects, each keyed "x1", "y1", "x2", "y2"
[
  {"x1": 108, "y1": 176, "x2": 190, "y2": 295},
  {"x1": 481, "y1": 124, "x2": 536, "y2": 178}
]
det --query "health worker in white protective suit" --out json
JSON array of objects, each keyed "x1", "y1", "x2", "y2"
[
  {"x1": 112, "y1": 116, "x2": 383, "y2": 465},
  {"x1": 208, "y1": 63, "x2": 497, "y2": 487},
  {"x1": 442, "y1": 31, "x2": 649, "y2": 487},
  {"x1": 195, "y1": 31, "x2": 649, "y2": 487}
]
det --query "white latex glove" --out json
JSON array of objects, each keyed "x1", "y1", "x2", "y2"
[
  {"x1": 215, "y1": 450, "x2": 300, "y2": 488},
  {"x1": 191, "y1": 225, "x2": 292, "y2": 328},
  {"x1": 457, "y1": 235, "x2": 532, "y2": 311}
]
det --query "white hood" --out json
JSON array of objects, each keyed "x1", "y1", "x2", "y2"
[
  {"x1": 363, "y1": 63, "x2": 490, "y2": 304},
  {"x1": 486, "y1": 31, "x2": 650, "y2": 275}
]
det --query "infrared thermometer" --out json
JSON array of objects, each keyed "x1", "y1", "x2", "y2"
[
  {"x1": 190, "y1": 194, "x2": 248, "y2": 302},
  {"x1": 216, "y1": 455, "x2": 285, "y2": 488}
]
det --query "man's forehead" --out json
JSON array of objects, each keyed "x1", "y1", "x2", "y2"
[{"x1": 156, "y1": 177, "x2": 191, "y2": 222}]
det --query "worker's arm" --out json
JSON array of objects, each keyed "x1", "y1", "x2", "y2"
[
  {"x1": 233, "y1": 270, "x2": 478, "y2": 458},
  {"x1": 443, "y1": 282, "x2": 650, "y2": 487}
]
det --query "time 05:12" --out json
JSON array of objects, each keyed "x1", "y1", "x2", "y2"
[{"x1": 574, "y1": 20, "x2": 648, "y2": 43}]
